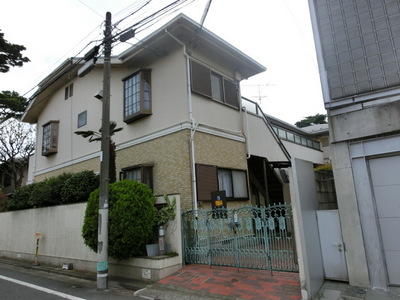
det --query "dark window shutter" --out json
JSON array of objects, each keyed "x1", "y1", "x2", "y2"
[
  {"x1": 196, "y1": 164, "x2": 218, "y2": 201},
  {"x1": 191, "y1": 60, "x2": 212, "y2": 97},
  {"x1": 223, "y1": 79, "x2": 239, "y2": 108}
]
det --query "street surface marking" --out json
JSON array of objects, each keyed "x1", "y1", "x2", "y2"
[{"x1": 0, "y1": 275, "x2": 86, "y2": 300}]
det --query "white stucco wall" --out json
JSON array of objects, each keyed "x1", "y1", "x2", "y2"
[
  {"x1": 0, "y1": 196, "x2": 182, "y2": 281},
  {"x1": 282, "y1": 141, "x2": 324, "y2": 165},
  {"x1": 0, "y1": 203, "x2": 95, "y2": 262},
  {"x1": 245, "y1": 114, "x2": 289, "y2": 162}
]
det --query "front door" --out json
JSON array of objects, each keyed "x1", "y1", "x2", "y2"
[{"x1": 317, "y1": 210, "x2": 348, "y2": 281}]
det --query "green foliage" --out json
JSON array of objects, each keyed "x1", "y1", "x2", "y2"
[
  {"x1": 155, "y1": 195, "x2": 176, "y2": 226},
  {"x1": 31, "y1": 173, "x2": 73, "y2": 207},
  {"x1": 0, "y1": 30, "x2": 30, "y2": 73},
  {"x1": 0, "y1": 91, "x2": 29, "y2": 122},
  {"x1": 7, "y1": 183, "x2": 36, "y2": 210},
  {"x1": 75, "y1": 121, "x2": 122, "y2": 183},
  {"x1": 81, "y1": 189, "x2": 99, "y2": 253},
  {"x1": 7, "y1": 171, "x2": 98, "y2": 211},
  {"x1": 61, "y1": 170, "x2": 99, "y2": 204},
  {"x1": 314, "y1": 164, "x2": 333, "y2": 172},
  {"x1": 295, "y1": 113, "x2": 327, "y2": 128},
  {"x1": 0, "y1": 189, "x2": 8, "y2": 212},
  {"x1": 82, "y1": 180, "x2": 156, "y2": 259}
]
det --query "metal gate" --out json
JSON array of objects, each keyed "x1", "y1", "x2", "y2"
[{"x1": 182, "y1": 204, "x2": 298, "y2": 272}]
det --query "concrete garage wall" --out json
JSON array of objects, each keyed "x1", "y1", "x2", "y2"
[{"x1": 0, "y1": 199, "x2": 182, "y2": 282}]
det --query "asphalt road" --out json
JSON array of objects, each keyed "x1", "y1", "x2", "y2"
[{"x1": 0, "y1": 262, "x2": 142, "y2": 300}]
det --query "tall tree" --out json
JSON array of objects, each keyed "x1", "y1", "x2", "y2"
[
  {"x1": 0, "y1": 30, "x2": 30, "y2": 73},
  {"x1": 0, "y1": 91, "x2": 29, "y2": 122},
  {"x1": 75, "y1": 121, "x2": 123, "y2": 183},
  {"x1": 0, "y1": 118, "x2": 35, "y2": 189},
  {"x1": 295, "y1": 113, "x2": 327, "y2": 128}
]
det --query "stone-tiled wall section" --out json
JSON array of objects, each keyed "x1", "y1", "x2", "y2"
[
  {"x1": 117, "y1": 130, "x2": 192, "y2": 210},
  {"x1": 33, "y1": 129, "x2": 250, "y2": 211},
  {"x1": 35, "y1": 158, "x2": 100, "y2": 182}
]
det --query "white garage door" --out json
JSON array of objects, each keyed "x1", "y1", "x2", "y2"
[{"x1": 369, "y1": 155, "x2": 400, "y2": 285}]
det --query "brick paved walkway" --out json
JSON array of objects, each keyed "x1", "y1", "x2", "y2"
[{"x1": 158, "y1": 264, "x2": 302, "y2": 300}]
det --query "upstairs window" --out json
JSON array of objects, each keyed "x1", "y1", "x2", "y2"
[
  {"x1": 196, "y1": 164, "x2": 248, "y2": 201},
  {"x1": 121, "y1": 164, "x2": 153, "y2": 190},
  {"x1": 77, "y1": 111, "x2": 87, "y2": 128},
  {"x1": 42, "y1": 121, "x2": 59, "y2": 156},
  {"x1": 190, "y1": 60, "x2": 239, "y2": 109},
  {"x1": 65, "y1": 83, "x2": 73, "y2": 100},
  {"x1": 123, "y1": 70, "x2": 152, "y2": 123}
]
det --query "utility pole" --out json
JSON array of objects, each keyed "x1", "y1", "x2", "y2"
[{"x1": 97, "y1": 11, "x2": 112, "y2": 290}]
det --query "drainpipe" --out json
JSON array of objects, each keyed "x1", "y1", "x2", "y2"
[
  {"x1": 165, "y1": 29, "x2": 198, "y2": 212},
  {"x1": 242, "y1": 107, "x2": 251, "y2": 159}
]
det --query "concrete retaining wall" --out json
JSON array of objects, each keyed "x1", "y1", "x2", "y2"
[{"x1": 0, "y1": 197, "x2": 182, "y2": 282}]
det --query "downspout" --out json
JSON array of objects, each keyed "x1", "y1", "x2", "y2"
[
  {"x1": 242, "y1": 107, "x2": 251, "y2": 159},
  {"x1": 165, "y1": 29, "x2": 198, "y2": 212}
]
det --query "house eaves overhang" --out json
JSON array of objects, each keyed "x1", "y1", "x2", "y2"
[
  {"x1": 118, "y1": 14, "x2": 266, "y2": 80},
  {"x1": 21, "y1": 57, "x2": 122, "y2": 124}
]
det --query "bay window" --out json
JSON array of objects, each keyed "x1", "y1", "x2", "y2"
[{"x1": 123, "y1": 70, "x2": 152, "y2": 123}]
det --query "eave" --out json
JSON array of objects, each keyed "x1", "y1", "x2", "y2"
[{"x1": 118, "y1": 14, "x2": 266, "y2": 80}]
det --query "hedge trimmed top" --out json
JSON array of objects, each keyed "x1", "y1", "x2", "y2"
[{"x1": 6, "y1": 170, "x2": 99, "y2": 211}]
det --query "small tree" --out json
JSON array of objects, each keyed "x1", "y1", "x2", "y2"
[
  {"x1": 75, "y1": 121, "x2": 122, "y2": 183},
  {"x1": 82, "y1": 180, "x2": 156, "y2": 259}
]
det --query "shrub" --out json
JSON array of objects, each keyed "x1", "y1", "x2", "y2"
[
  {"x1": 0, "y1": 189, "x2": 8, "y2": 212},
  {"x1": 61, "y1": 170, "x2": 99, "y2": 204},
  {"x1": 29, "y1": 180, "x2": 53, "y2": 207},
  {"x1": 82, "y1": 180, "x2": 156, "y2": 259},
  {"x1": 314, "y1": 164, "x2": 333, "y2": 172},
  {"x1": 7, "y1": 183, "x2": 36, "y2": 210},
  {"x1": 30, "y1": 173, "x2": 73, "y2": 207},
  {"x1": 6, "y1": 171, "x2": 97, "y2": 211}
]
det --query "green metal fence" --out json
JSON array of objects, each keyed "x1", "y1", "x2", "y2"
[{"x1": 182, "y1": 204, "x2": 298, "y2": 272}]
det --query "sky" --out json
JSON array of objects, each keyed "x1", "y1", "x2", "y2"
[{"x1": 0, "y1": 0, "x2": 326, "y2": 125}]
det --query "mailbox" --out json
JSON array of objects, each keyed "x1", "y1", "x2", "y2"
[{"x1": 211, "y1": 191, "x2": 227, "y2": 219}]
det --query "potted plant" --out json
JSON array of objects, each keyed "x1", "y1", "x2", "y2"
[{"x1": 146, "y1": 195, "x2": 176, "y2": 256}]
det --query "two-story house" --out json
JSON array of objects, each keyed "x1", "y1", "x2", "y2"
[
  {"x1": 17, "y1": 14, "x2": 326, "y2": 286},
  {"x1": 23, "y1": 14, "x2": 324, "y2": 211}
]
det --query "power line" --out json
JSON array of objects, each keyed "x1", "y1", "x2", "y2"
[
  {"x1": 77, "y1": 0, "x2": 104, "y2": 18},
  {"x1": 25, "y1": 0, "x2": 194, "y2": 111},
  {"x1": 113, "y1": 0, "x2": 152, "y2": 28}
]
